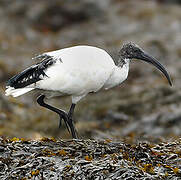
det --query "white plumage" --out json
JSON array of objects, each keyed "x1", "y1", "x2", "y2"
[
  {"x1": 5, "y1": 42, "x2": 172, "y2": 138},
  {"x1": 6, "y1": 45, "x2": 129, "y2": 103},
  {"x1": 5, "y1": 87, "x2": 34, "y2": 97}
]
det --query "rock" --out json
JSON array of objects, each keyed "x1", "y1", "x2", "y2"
[{"x1": 0, "y1": 138, "x2": 181, "y2": 179}]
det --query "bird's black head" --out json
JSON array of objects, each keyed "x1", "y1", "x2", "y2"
[
  {"x1": 119, "y1": 42, "x2": 143, "y2": 60},
  {"x1": 119, "y1": 42, "x2": 172, "y2": 86}
]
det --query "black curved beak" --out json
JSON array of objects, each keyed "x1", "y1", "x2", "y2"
[{"x1": 135, "y1": 51, "x2": 172, "y2": 86}]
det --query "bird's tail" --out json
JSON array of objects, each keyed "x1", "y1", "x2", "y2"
[{"x1": 5, "y1": 86, "x2": 34, "y2": 97}]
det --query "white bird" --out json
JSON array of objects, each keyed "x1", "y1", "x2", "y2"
[{"x1": 5, "y1": 42, "x2": 172, "y2": 139}]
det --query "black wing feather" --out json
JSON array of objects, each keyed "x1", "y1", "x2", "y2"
[{"x1": 7, "y1": 54, "x2": 56, "y2": 89}]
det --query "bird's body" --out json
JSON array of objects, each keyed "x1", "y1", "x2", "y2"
[
  {"x1": 6, "y1": 46, "x2": 129, "y2": 103},
  {"x1": 5, "y1": 42, "x2": 172, "y2": 139}
]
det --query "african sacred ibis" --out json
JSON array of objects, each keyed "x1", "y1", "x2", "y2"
[{"x1": 5, "y1": 42, "x2": 172, "y2": 139}]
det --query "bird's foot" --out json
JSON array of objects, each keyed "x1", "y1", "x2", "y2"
[
  {"x1": 58, "y1": 113, "x2": 71, "y2": 134},
  {"x1": 59, "y1": 114, "x2": 78, "y2": 139},
  {"x1": 67, "y1": 115, "x2": 78, "y2": 139}
]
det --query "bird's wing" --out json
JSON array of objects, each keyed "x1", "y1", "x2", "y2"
[{"x1": 7, "y1": 54, "x2": 58, "y2": 89}]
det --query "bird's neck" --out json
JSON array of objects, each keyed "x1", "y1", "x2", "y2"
[
  {"x1": 104, "y1": 60, "x2": 130, "y2": 89},
  {"x1": 116, "y1": 59, "x2": 130, "y2": 83},
  {"x1": 113, "y1": 61, "x2": 130, "y2": 86},
  {"x1": 117, "y1": 58, "x2": 130, "y2": 68}
]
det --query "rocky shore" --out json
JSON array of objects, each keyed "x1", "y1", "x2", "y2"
[{"x1": 0, "y1": 137, "x2": 181, "y2": 179}]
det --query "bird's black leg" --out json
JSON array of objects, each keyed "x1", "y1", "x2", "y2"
[
  {"x1": 37, "y1": 95, "x2": 70, "y2": 133},
  {"x1": 67, "y1": 103, "x2": 78, "y2": 139}
]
